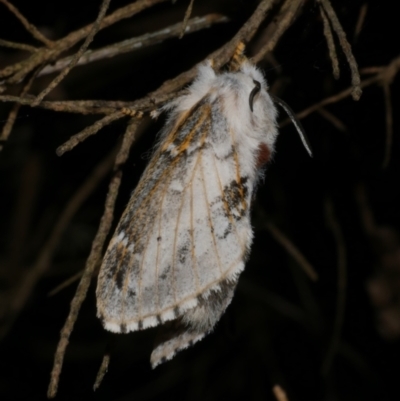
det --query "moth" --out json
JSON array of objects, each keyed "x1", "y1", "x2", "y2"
[{"x1": 96, "y1": 44, "x2": 311, "y2": 368}]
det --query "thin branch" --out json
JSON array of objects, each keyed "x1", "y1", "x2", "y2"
[
  {"x1": 0, "y1": 0, "x2": 54, "y2": 46},
  {"x1": 0, "y1": 148, "x2": 117, "y2": 341},
  {"x1": 0, "y1": 0, "x2": 170, "y2": 83},
  {"x1": 47, "y1": 169, "x2": 122, "y2": 398},
  {"x1": 320, "y1": 6, "x2": 340, "y2": 79},
  {"x1": 0, "y1": 38, "x2": 37, "y2": 53},
  {"x1": 56, "y1": 111, "x2": 126, "y2": 156},
  {"x1": 47, "y1": 117, "x2": 143, "y2": 397},
  {"x1": 382, "y1": 83, "x2": 393, "y2": 169},
  {"x1": 38, "y1": 14, "x2": 228, "y2": 77},
  {"x1": 47, "y1": 270, "x2": 84, "y2": 297},
  {"x1": 265, "y1": 222, "x2": 318, "y2": 282},
  {"x1": 0, "y1": 66, "x2": 43, "y2": 151},
  {"x1": 93, "y1": 353, "x2": 111, "y2": 391},
  {"x1": 322, "y1": 198, "x2": 347, "y2": 375},
  {"x1": 33, "y1": 0, "x2": 112, "y2": 105},
  {"x1": 353, "y1": 3, "x2": 368, "y2": 43},
  {"x1": 318, "y1": 0, "x2": 362, "y2": 100},
  {"x1": 317, "y1": 107, "x2": 347, "y2": 131},
  {"x1": 273, "y1": 385, "x2": 290, "y2": 401},
  {"x1": 179, "y1": 0, "x2": 195, "y2": 39},
  {"x1": 354, "y1": 183, "x2": 376, "y2": 236},
  {"x1": 252, "y1": 0, "x2": 303, "y2": 64}
]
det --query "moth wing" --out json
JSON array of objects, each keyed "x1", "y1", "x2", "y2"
[{"x1": 96, "y1": 100, "x2": 252, "y2": 333}]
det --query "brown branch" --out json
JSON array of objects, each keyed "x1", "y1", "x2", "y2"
[
  {"x1": 322, "y1": 198, "x2": 347, "y2": 375},
  {"x1": 252, "y1": 0, "x2": 303, "y2": 64},
  {"x1": 318, "y1": 0, "x2": 362, "y2": 100},
  {"x1": 47, "y1": 169, "x2": 122, "y2": 398},
  {"x1": 56, "y1": 111, "x2": 126, "y2": 156},
  {"x1": 179, "y1": 0, "x2": 195, "y2": 39},
  {"x1": 0, "y1": 0, "x2": 54, "y2": 46},
  {"x1": 320, "y1": 6, "x2": 340, "y2": 79},
  {"x1": 317, "y1": 108, "x2": 347, "y2": 131},
  {"x1": 0, "y1": 148, "x2": 117, "y2": 341},
  {"x1": 47, "y1": 270, "x2": 84, "y2": 297},
  {"x1": 265, "y1": 222, "x2": 318, "y2": 282},
  {"x1": 47, "y1": 115, "x2": 143, "y2": 397},
  {"x1": 33, "y1": 0, "x2": 112, "y2": 105},
  {"x1": 0, "y1": 66, "x2": 43, "y2": 151},
  {"x1": 38, "y1": 14, "x2": 228, "y2": 77},
  {"x1": 273, "y1": 385, "x2": 290, "y2": 401},
  {"x1": 0, "y1": 38, "x2": 37, "y2": 52},
  {"x1": 0, "y1": 0, "x2": 170, "y2": 83},
  {"x1": 93, "y1": 353, "x2": 111, "y2": 391},
  {"x1": 354, "y1": 3, "x2": 368, "y2": 43},
  {"x1": 382, "y1": 83, "x2": 393, "y2": 168}
]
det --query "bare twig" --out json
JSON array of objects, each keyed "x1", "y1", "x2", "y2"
[
  {"x1": 0, "y1": 38, "x2": 37, "y2": 52},
  {"x1": 320, "y1": 6, "x2": 340, "y2": 79},
  {"x1": 47, "y1": 169, "x2": 122, "y2": 398},
  {"x1": 252, "y1": 0, "x2": 303, "y2": 63},
  {"x1": 56, "y1": 111, "x2": 126, "y2": 156},
  {"x1": 0, "y1": 148, "x2": 117, "y2": 341},
  {"x1": 33, "y1": 0, "x2": 112, "y2": 105},
  {"x1": 322, "y1": 198, "x2": 347, "y2": 375},
  {"x1": 0, "y1": 0, "x2": 170, "y2": 83},
  {"x1": 354, "y1": 183, "x2": 376, "y2": 236},
  {"x1": 179, "y1": 0, "x2": 195, "y2": 39},
  {"x1": 273, "y1": 385, "x2": 290, "y2": 401},
  {"x1": 318, "y1": 0, "x2": 362, "y2": 100},
  {"x1": 47, "y1": 270, "x2": 84, "y2": 297},
  {"x1": 354, "y1": 4, "x2": 368, "y2": 42},
  {"x1": 0, "y1": 66, "x2": 43, "y2": 151},
  {"x1": 0, "y1": 0, "x2": 54, "y2": 46},
  {"x1": 93, "y1": 353, "x2": 111, "y2": 391},
  {"x1": 382, "y1": 83, "x2": 393, "y2": 168},
  {"x1": 38, "y1": 14, "x2": 228, "y2": 77},
  {"x1": 317, "y1": 108, "x2": 347, "y2": 131},
  {"x1": 265, "y1": 222, "x2": 318, "y2": 282}
]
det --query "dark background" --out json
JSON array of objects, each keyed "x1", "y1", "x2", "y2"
[{"x1": 0, "y1": 0, "x2": 399, "y2": 400}]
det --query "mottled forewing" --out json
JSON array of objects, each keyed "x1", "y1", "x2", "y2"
[{"x1": 96, "y1": 99, "x2": 253, "y2": 333}]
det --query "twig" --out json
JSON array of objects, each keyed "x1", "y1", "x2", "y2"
[
  {"x1": 252, "y1": 0, "x2": 303, "y2": 63},
  {"x1": 33, "y1": 0, "x2": 112, "y2": 105},
  {"x1": 318, "y1": 0, "x2": 362, "y2": 100},
  {"x1": 0, "y1": 0, "x2": 53, "y2": 46},
  {"x1": 317, "y1": 108, "x2": 347, "y2": 131},
  {"x1": 0, "y1": 148, "x2": 117, "y2": 341},
  {"x1": 320, "y1": 6, "x2": 340, "y2": 79},
  {"x1": 382, "y1": 83, "x2": 393, "y2": 168},
  {"x1": 179, "y1": 0, "x2": 195, "y2": 39},
  {"x1": 0, "y1": 38, "x2": 37, "y2": 53},
  {"x1": 93, "y1": 353, "x2": 111, "y2": 391},
  {"x1": 47, "y1": 270, "x2": 84, "y2": 297},
  {"x1": 354, "y1": 183, "x2": 375, "y2": 236},
  {"x1": 47, "y1": 169, "x2": 122, "y2": 398},
  {"x1": 280, "y1": 75, "x2": 379, "y2": 127},
  {"x1": 322, "y1": 198, "x2": 347, "y2": 375},
  {"x1": 47, "y1": 116, "x2": 143, "y2": 397},
  {"x1": 56, "y1": 111, "x2": 126, "y2": 156},
  {"x1": 265, "y1": 222, "x2": 318, "y2": 282},
  {"x1": 273, "y1": 385, "x2": 290, "y2": 401},
  {"x1": 0, "y1": 0, "x2": 170, "y2": 83},
  {"x1": 354, "y1": 4, "x2": 368, "y2": 43},
  {"x1": 0, "y1": 66, "x2": 43, "y2": 151},
  {"x1": 38, "y1": 14, "x2": 228, "y2": 77}
]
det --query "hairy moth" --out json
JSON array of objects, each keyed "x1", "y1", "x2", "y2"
[{"x1": 96, "y1": 45, "x2": 311, "y2": 368}]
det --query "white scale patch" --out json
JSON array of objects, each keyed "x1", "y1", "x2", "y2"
[{"x1": 96, "y1": 51, "x2": 280, "y2": 368}]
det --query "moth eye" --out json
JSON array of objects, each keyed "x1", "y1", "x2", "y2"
[{"x1": 249, "y1": 80, "x2": 261, "y2": 112}]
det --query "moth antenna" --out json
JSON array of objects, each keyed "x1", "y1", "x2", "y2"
[
  {"x1": 270, "y1": 94, "x2": 313, "y2": 157},
  {"x1": 229, "y1": 41, "x2": 247, "y2": 71}
]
